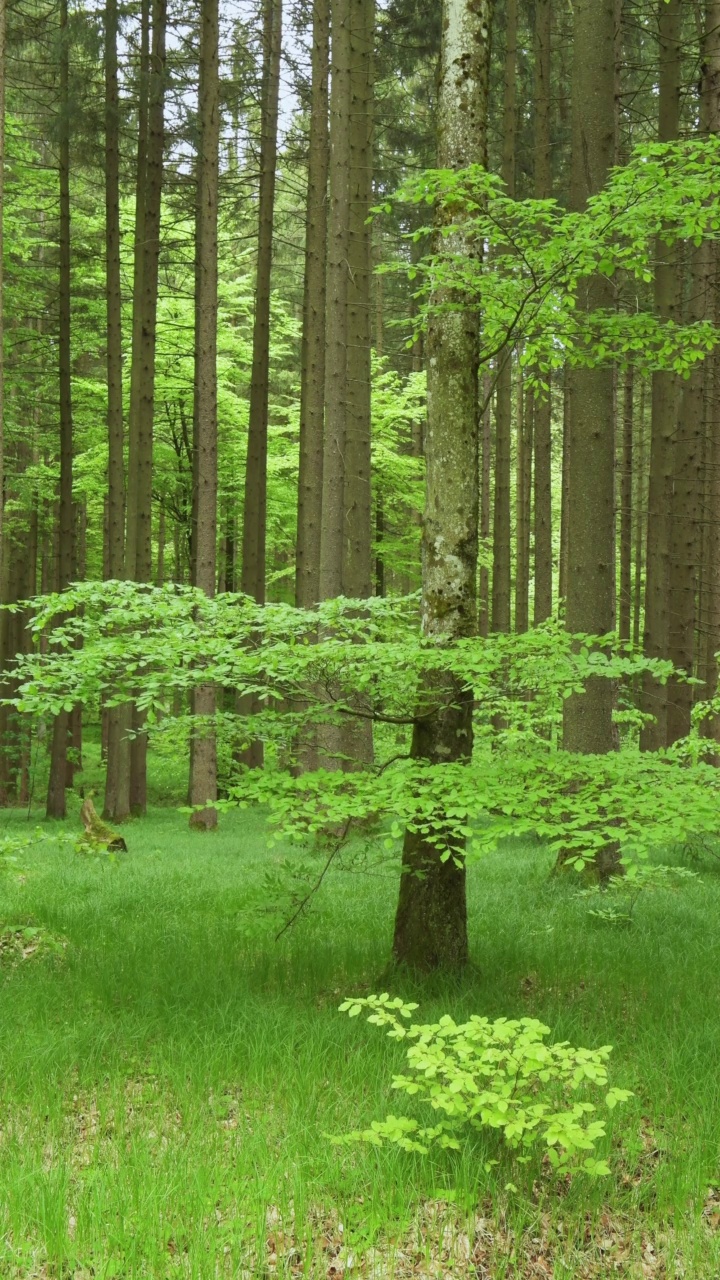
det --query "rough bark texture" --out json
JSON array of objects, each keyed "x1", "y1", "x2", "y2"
[
  {"x1": 392, "y1": 0, "x2": 492, "y2": 973},
  {"x1": 47, "y1": 0, "x2": 74, "y2": 819},
  {"x1": 0, "y1": 0, "x2": 4, "y2": 585},
  {"x1": 342, "y1": 0, "x2": 375, "y2": 768},
  {"x1": 242, "y1": 0, "x2": 282, "y2": 611},
  {"x1": 640, "y1": 0, "x2": 681, "y2": 750},
  {"x1": 698, "y1": 1, "x2": 720, "y2": 747},
  {"x1": 562, "y1": 0, "x2": 616, "y2": 756},
  {"x1": 320, "y1": 0, "x2": 351, "y2": 603},
  {"x1": 188, "y1": 0, "x2": 220, "y2": 831},
  {"x1": 478, "y1": 376, "x2": 492, "y2": 637},
  {"x1": 532, "y1": 0, "x2": 552, "y2": 624},
  {"x1": 619, "y1": 366, "x2": 633, "y2": 642},
  {"x1": 296, "y1": 0, "x2": 329, "y2": 611},
  {"x1": 491, "y1": 0, "x2": 516, "y2": 636},
  {"x1": 515, "y1": 372, "x2": 531, "y2": 633},
  {"x1": 239, "y1": 0, "x2": 282, "y2": 770},
  {"x1": 127, "y1": 0, "x2": 166, "y2": 816},
  {"x1": 102, "y1": 0, "x2": 131, "y2": 823}
]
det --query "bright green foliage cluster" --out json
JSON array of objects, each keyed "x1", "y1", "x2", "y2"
[
  {"x1": 8, "y1": 582, "x2": 720, "y2": 877},
  {"x1": 335, "y1": 995, "x2": 632, "y2": 1178},
  {"x1": 384, "y1": 138, "x2": 720, "y2": 382},
  {"x1": 579, "y1": 864, "x2": 699, "y2": 925}
]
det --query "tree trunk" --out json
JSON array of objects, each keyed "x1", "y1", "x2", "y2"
[
  {"x1": 698, "y1": 1, "x2": 720, "y2": 747},
  {"x1": 559, "y1": 370, "x2": 570, "y2": 604},
  {"x1": 46, "y1": 0, "x2": 74, "y2": 820},
  {"x1": 562, "y1": 0, "x2": 616, "y2": 757},
  {"x1": 532, "y1": 0, "x2": 553, "y2": 624},
  {"x1": 239, "y1": 0, "x2": 282, "y2": 769},
  {"x1": 515, "y1": 372, "x2": 532, "y2": 633},
  {"x1": 103, "y1": 0, "x2": 132, "y2": 823},
  {"x1": 320, "y1": 0, "x2": 351, "y2": 604},
  {"x1": 127, "y1": 0, "x2": 166, "y2": 815},
  {"x1": 296, "y1": 0, "x2": 329, "y2": 611},
  {"x1": 188, "y1": 0, "x2": 220, "y2": 831},
  {"x1": 491, "y1": 0, "x2": 516, "y2": 636},
  {"x1": 633, "y1": 376, "x2": 646, "y2": 652},
  {"x1": 341, "y1": 0, "x2": 375, "y2": 768},
  {"x1": 640, "y1": 0, "x2": 681, "y2": 750},
  {"x1": 479, "y1": 375, "x2": 492, "y2": 638},
  {"x1": 392, "y1": 0, "x2": 492, "y2": 973},
  {"x1": 619, "y1": 366, "x2": 633, "y2": 642}
]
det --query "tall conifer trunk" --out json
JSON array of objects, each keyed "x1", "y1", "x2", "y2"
[
  {"x1": 640, "y1": 0, "x2": 681, "y2": 750},
  {"x1": 698, "y1": 1, "x2": 720, "y2": 746},
  {"x1": 0, "y1": 0, "x2": 6, "y2": 804},
  {"x1": 188, "y1": 0, "x2": 220, "y2": 830},
  {"x1": 239, "y1": 0, "x2": 282, "y2": 769},
  {"x1": 392, "y1": 0, "x2": 492, "y2": 972},
  {"x1": 562, "y1": 0, "x2": 616, "y2": 763},
  {"x1": 296, "y1": 0, "x2": 329, "y2": 612},
  {"x1": 491, "y1": 0, "x2": 516, "y2": 635},
  {"x1": 532, "y1": 0, "x2": 553, "y2": 624},
  {"x1": 341, "y1": 0, "x2": 374, "y2": 767},
  {"x1": 46, "y1": 0, "x2": 74, "y2": 819},
  {"x1": 619, "y1": 366, "x2": 633, "y2": 642},
  {"x1": 103, "y1": 0, "x2": 131, "y2": 823},
  {"x1": 320, "y1": 0, "x2": 351, "y2": 604},
  {"x1": 125, "y1": 0, "x2": 166, "y2": 815}
]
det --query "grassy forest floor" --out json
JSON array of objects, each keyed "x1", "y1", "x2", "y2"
[{"x1": 2, "y1": 745, "x2": 720, "y2": 1277}]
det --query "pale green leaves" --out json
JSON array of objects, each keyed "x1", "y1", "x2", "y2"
[{"x1": 335, "y1": 997, "x2": 633, "y2": 1179}]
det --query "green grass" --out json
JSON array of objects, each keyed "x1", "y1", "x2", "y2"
[{"x1": 2, "y1": 758, "x2": 720, "y2": 1277}]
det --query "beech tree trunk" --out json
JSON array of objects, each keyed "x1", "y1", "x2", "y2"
[
  {"x1": 188, "y1": 0, "x2": 220, "y2": 831},
  {"x1": 239, "y1": 0, "x2": 282, "y2": 769},
  {"x1": 102, "y1": 0, "x2": 132, "y2": 823},
  {"x1": 640, "y1": 0, "x2": 681, "y2": 750},
  {"x1": 296, "y1": 0, "x2": 329, "y2": 611},
  {"x1": 532, "y1": 0, "x2": 552, "y2": 624},
  {"x1": 392, "y1": 0, "x2": 492, "y2": 972},
  {"x1": 562, "y1": 0, "x2": 616, "y2": 758},
  {"x1": 491, "y1": 0, "x2": 516, "y2": 636},
  {"x1": 46, "y1": 0, "x2": 74, "y2": 819}
]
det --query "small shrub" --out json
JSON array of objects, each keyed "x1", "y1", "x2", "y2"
[
  {"x1": 579, "y1": 863, "x2": 698, "y2": 925},
  {"x1": 335, "y1": 995, "x2": 632, "y2": 1178}
]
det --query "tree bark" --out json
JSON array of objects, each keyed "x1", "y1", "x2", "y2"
[
  {"x1": 239, "y1": 0, "x2": 282, "y2": 769},
  {"x1": 392, "y1": 0, "x2": 492, "y2": 972},
  {"x1": 103, "y1": 0, "x2": 131, "y2": 823},
  {"x1": 619, "y1": 365, "x2": 633, "y2": 642},
  {"x1": 515, "y1": 370, "x2": 531, "y2": 633},
  {"x1": 320, "y1": 0, "x2": 351, "y2": 603},
  {"x1": 562, "y1": 0, "x2": 616, "y2": 757},
  {"x1": 640, "y1": 0, "x2": 681, "y2": 750},
  {"x1": 46, "y1": 0, "x2": 74, "y2": 820},
  {"x1": 491, "y1": 0, "x2": 516, "y2": 636},
  {"x1": 698, "y1": 0, "x2": 720, "y2": 748},
  {"x1": 296, "y1": 0, "x2": 329, "y2": 611},
  {"x1": 479, "y1": 375, "x2": 492, "y2": 638},
  {"x1": 532, "y1": 0, "x2": 553, "y2": 624},
  {"x1": 188, "y1": 0, "x2": 220, "y2": 831},
  {"x1": 127, "y1": 0, "x2": 166, "y2": 816},
  {"x1": 342, "y1": 0, "x2": 375, "y2": 768}
]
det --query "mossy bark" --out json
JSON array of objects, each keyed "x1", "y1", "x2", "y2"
[{"x1": 391, "y1": 0, "x2": 492, "y2": 973}]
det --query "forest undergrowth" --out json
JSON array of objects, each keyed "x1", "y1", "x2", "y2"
[{"x1": 1, "y1": 746, "x2": 720, "y2": 1278}]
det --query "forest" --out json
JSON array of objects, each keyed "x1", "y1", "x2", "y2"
[{"x1": 2, "y1": 0, "x2": 720, "y2": 1274}]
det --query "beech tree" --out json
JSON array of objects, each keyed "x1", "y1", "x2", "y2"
[{"x1": 391, "y1": 0, "x2": 493, "y2": 971}]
